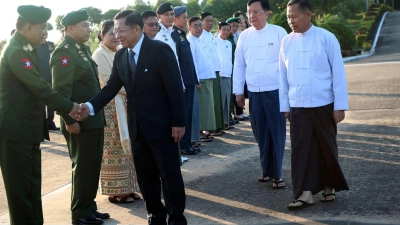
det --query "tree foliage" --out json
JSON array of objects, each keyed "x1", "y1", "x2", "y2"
[
  {"x1": 186, "y1": 0, "x2": 202, "y2": 18},
  {"x1": 102, "y1": 9, "x2": 121, "y2": 21},
  {"x1": 81, "y1": 7, "x2": 103, "y2": 24},
  {"x1": 47, "y1": 23, "x2": 54, "y2": 31},
  {"x1": 54, "y1": 15, "x2": 64, "y2": 30}
]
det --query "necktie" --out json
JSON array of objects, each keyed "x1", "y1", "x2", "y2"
[{"x1": 128, "y1": 50, "x2": 137, "y2": 76}]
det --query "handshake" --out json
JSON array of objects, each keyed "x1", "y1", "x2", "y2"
[{"x1": 69, "y1": 103, "x2": 90, "y2": 121}]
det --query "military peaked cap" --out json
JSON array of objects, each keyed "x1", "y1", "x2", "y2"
[
  {"x1": 174, "y1": 6, "x2": 187, "y2": 17},
  {"x1": 226, "y1": 17, "x2": 241, "y2": 23},
  {"x1": 157, "y1": 2, "x2": 174, "y2": 14},
  {"x1": 61, "y1": 10, "x2": 89, "y2": 27},
  {"x1": 17, "y1": 5, "x2": 51, "y2": 24}
]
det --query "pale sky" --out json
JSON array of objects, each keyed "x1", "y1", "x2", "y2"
[{"x1": 0, "y1": 0, "x2": 162, "y2": 42}]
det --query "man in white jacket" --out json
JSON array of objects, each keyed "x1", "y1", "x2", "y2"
[{"x1": 233, "y1": 0, "x2": 287, "y2": 188}]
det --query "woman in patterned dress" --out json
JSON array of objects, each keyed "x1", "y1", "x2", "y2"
[{"x1": 92, "y1": 21, "x2": 140, "y2": 203}]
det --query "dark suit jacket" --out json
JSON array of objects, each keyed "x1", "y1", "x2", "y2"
[
  {"x1": 89, "y1": 35, "x2": 185, "y2": 140},
  {"x1": 171, "y1": 26, "x2": 199, "y2": 87}
]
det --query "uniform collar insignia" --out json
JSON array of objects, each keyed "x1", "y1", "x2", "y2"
[
  {"x1": 75, "y1": 43, "x2": 80, "y2": 49},
  {"x1": 64, "y1": 44, "x2": 69, "y2": 48},
  {"x1": 178, "y1": 30, "x2": 181, "y2": 34},
  {"x1": 27, "y1": 44, "x2": 33, "y2": 51},
  {"x1": 23, "y1": 46, "x2": 29, "y2": 51}
]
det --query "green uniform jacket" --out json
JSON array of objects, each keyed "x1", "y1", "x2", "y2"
[
  {"x1": 51, "y1": 36, "x2": 105, "y2": 130},
  {"x1": 0, "y1": 32, "x2": 73, "y2": 144}
]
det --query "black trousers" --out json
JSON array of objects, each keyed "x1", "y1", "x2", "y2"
[
  {"x1": 46, "y1": 106, "x2": 56, "y2": 127},
  {"x1": 132, "y1": 129, "x2": 187, "y2": 225},
  {"x1": 180, "y1": 85, "x2": 194, "y2": 150}
]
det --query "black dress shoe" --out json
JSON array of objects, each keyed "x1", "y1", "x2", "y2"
[
  {"x1": 181, "y1": 147, "x2": 197, "y2": 155},
  {"x1": 72, "y1": 215, "x2": 103, "y2": 224},
  {"x1": 93, "y1": 210, "x2": 110, "y2": 219},
  {"x1": 190, "y1": 146, "x2": 201, "y2": 153},
  {"x1": 48, "y1": 125, "x2": 60, "y2": 130}
]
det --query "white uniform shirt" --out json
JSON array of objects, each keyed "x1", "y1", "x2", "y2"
[
  {"x1": 200, "y1": 29, "x2": 221, "y2": 72},
  {"x1": 154, "y1": 22, "x2": 185, "y2": 89},
  {"x1": 279, "y1": 25, "x2": 348, "y2": 112},
  {"x1": 215, "y1": 37, "x2": 233, "y2": 78},
  {"x1": 233, "y1": 24, "x2": 287, "y2": 95},
  {"x1": 187, "y1": 34, "x2": 216, "y2": 80}
]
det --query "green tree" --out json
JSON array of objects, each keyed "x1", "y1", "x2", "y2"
[
  {"x1": 186, "y1": 0, "x2": 202, "y2": 17},
  {"x1": 102, "y1": 9, "x2": 121, "y2": 21},
  {"x1": 81, "y1": 7, "x2": 103, "y2": 24},
  {"x1": 134, "y1": 4, "x2": 153, "y2": 13},
  {"x1": 203, "y1": 0, "x2": 231, "y2": 21},
  {"x1": 47, "y1": 23, "x2": 54, "y2": 31},
  {"x1": 55, "y1": 15, "x2": 64, "y2": 30}
]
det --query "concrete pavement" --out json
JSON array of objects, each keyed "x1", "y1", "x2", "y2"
[{"x1": 1, "y1": 11, "x2": 400, "y2": 225}]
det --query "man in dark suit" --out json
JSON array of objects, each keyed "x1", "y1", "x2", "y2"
[
  {"x1": 37, "y1": 34, "x2": 59, "y2": 130},
  {"x1": 79, "y1": 10, "x2": 187, "y2": 225},
  {"x1": 172, "y1": 6, "x2": 200, "y2": 155}
]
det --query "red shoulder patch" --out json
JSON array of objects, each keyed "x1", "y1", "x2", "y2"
[
  {"x1": 60, "y1": 56, "x2": 70, "y2": 67},
  {"x1": 22, "y1": 58, "x2": 33, "y2": 70}
]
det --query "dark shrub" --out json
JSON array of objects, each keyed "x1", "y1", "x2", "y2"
[{"x1": 319, "y1": 22, "x2": 356, "y2": 50}]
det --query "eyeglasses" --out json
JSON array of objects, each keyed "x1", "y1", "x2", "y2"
[
  {"x1": 246, "y1": 11, "x2": 265, "y2": 17},
  {"x1": 191, "y1": 24, "x2": 203, "y2": 29},
  {"x1": 113, "y1": 27, "x2": 133, "y2": 35},
  {"x1": 145, "y1": 22, "x2": 160, "y2": 28}
]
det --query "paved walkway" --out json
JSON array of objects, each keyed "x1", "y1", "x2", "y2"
[{"x1": 0, "y1": 11, "x2": 400, "y2": 225}]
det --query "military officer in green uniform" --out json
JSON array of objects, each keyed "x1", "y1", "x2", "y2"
[
  {"x1": 50, "y1": 10, "x2": 108, "y2": 225},
  {"x1": 0, "y1": 5, "x2": 82, "y2": 225}
]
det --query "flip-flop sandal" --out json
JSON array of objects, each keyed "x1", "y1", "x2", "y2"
[
  {"x1": 210, "y1": 132, "x2": 223, "y2": 136},
  {"x1": 320, "y1": 192, "x2": 336, "y2": 202},
  {"x1": 287, "y1": 200, "x2": 313, "y2": 210},
  {"x1": 272, "y1": 180, "x2": 286, "y2": 189},
  {"x1": 129, "y1": 193, "x2": 141, "y2": 200},
  {"x1": 258, "y1": 175, "x2": 271, "y2": 182},
  {"x1": 108, "y1": 196, "x2": 134, "y2": 204}
]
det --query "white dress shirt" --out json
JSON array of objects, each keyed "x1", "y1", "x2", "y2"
[
  {"x1": 232, "y1": 23, "x2": 287, "y2": 95},
  {"x1": 154, "y1": 23, "x2": 185, "y2": 89},
  {"x1": 200, "y1": 29, "x2": 221, "y2": 72},
  {"x1": 155, "y1": 22, "x2": 177, "y2": 58},
  {"x1": 279, "y1": 25, "x2": 348, "y2": 112},
  {"x1": 215, "y1": 37, "x2": 233, "y2": 78},
  {"x1": 187, "y1": 34, "x2": 216, "y2": 80}
]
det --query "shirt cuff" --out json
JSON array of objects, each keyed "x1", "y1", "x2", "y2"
[{"x1": 85, "y1": 102, "x2": 95, "y2": 116}]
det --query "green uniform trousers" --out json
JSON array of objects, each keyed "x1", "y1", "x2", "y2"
[
  {"x1": 60, "y1": 124, "x2": 104, "y2": 220},
  {"x1": 0, "y1": 137, "x2": 43, "y2": 225},
  {"x1": 213, "y1": 72, "x2": 225, "y2": 130}
]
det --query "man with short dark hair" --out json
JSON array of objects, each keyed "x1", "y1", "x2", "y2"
[
  {"x1": 281, "y1": 0, "x2": 349, "y2": 210},
  {"x1": 141, "y1": 10, "x2": 159, "y2": 39},
  {"x1": 51, "y1": 9, "x2": 108, "y2": 224},
  {"x1": 233, "y1": 0, "x2": 288, "y2": 187},
  {"x1": 200, "y1": 12, "x2": 225, "y2": 137},
  {"x1": 79, "y1": 10, "x2": 187, "y2": 225},
  {"x1": 172, "y1": 6, "x2": 200, "y2": 155},
  {"x1": 0, "y1": 5, "x2": 81, "y2": 224}
]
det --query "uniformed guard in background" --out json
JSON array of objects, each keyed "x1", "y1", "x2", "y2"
[
  {"x1": 37, "y1": 33, "x2": 59, "y2": 130},
  {"x1": 50, "y1": 9, "x2": 108, "y2": 225},
  {"x1": 0, "y1": 5, "x2": 81, "y2": 225}
]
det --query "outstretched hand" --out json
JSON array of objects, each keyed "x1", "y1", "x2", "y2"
[{"x1": 69, "y1": 103, "x2": 89, "y2": 121}]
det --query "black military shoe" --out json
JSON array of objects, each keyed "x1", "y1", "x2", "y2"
[
  {"x1": 72, "y1": 215, "x2": 103, "y2": 224},
  {"x1": 93, "y1": 210, "x2": 110, "y2": 219},
  {"x1": 181, "y1": 147, "x2": 197, "y2": 155},
  {"x1": 48, "y1": 125, "x2": 60, "y2": 130},
  {"x1": 191, "y1": 146, "x2": 201, "y2": 153}
]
